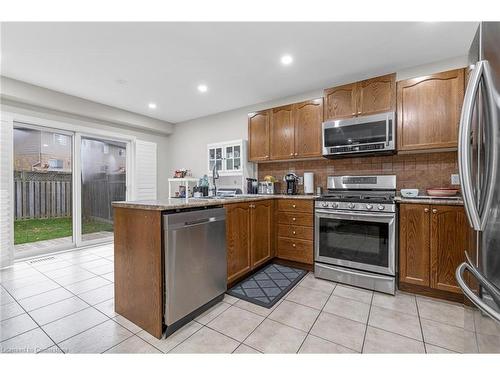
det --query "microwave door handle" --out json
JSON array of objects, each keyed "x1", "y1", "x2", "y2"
[
  {"x1": 478, "y1": 61, "x2": 499, "y2": 231},
  {"x1": 386, "y1": 116, "x2": 390, "y2": 146},
  {"x1": 459, "y1": 61, "x2": 484, "y2": 230}
]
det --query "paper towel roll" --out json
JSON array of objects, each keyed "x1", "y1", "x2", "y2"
[{"x1": 304, "y1": 172, "x2": 314, "y2": 194}]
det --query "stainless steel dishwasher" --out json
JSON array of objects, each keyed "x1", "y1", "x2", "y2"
[{"x1": 163, "y1": 206, "x2": 226, "y2": 336}]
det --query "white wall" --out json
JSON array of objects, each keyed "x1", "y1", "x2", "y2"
[{"x1": 166, "y1": 55, "x2": 469, "y2": 179}]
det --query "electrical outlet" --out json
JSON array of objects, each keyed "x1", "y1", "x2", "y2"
[{"x1": 451, "y1": 174, "x2": 460, "y2": 185}]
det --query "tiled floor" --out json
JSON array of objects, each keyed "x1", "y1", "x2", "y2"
[
  {"x1": 14, "y1": 232, "x2": 113, "y2": 255},
  {"x1": 1, "y1": 243, "x2": 499, "y2": 354}
]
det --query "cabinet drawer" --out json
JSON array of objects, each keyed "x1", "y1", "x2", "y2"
[
  {"x1": 277, "y1": 199, "x2": 313, "y2": 213},
  {"x1": 277, "y1": 211, "x2": 313, "y2": 226},
  {"x1": 277, "y1": 237, "x2": 313, "y2": 265},
  {"x1": 277, "y1": 224, "x2": 313, "y2": 241}
]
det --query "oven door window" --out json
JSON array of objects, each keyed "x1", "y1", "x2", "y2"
[
  {"x1": 324, "y1": 120, "x2": 390, "y2": 148},
  {"x1": 318, "y1": 217, "x2": 389, "y2": 268}
]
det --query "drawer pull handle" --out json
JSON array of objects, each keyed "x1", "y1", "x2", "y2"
[
  {"x1": 424, "y1": 208, "x2": 429, "y2": 213},
  {"x1": 292, "y1": 217, "x2": 296, "y2": 221},
  {"x1": 292, "y1": 243, "x2": 296, "y2": 247},
  {"x1": 432, "y1": 209, "x2": 438, "y2": 214},
  {"x1": 292, "y1": 204, "x2": 296, "y2": 208},
  {"x1": 292, "y1": 231, "x2": 296, "y2": 235}
]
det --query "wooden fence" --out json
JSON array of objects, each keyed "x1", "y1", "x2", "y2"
[
  {"x1": 14, "y1": 171, "x2": 72, "y2": 220},
  {"x1": 14, "y1": 171, "x2": 126, "y2": 222}
]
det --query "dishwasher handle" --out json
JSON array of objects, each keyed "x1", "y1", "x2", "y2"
[
  {"x1": 164, "y1": 207, "x2": 226, "y2": 231},
  {"x1": 184, "y1": 217, "x2": 218, "y2": 228}
]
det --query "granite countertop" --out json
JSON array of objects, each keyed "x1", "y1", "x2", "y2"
[
  {"x1": 112, "y1": 194, "x2": 318, "y2": 211},
  {"x1": 395, "y1": 195, "x2": 464, "y2": 206}
]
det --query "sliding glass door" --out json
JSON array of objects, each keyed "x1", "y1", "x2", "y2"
[
  {"x1": 79, "y1": 137, "x2": 127, "y2": 244},
  {"x1": 13, "y1": 124, "x2": 74, "y2": 257}
]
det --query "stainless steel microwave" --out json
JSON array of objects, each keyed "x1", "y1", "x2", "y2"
[{"x1": 322, "y1": 112, "x2": 395, "y2": 158}]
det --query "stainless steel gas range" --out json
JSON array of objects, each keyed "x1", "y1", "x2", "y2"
[{"x1": 314, "y1": 175, "x2": 397, "y2": 295}]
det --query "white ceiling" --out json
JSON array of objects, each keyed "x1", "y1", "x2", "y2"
[{"x1": 1, "y1": 22, "x2": 478, "y2": 124}]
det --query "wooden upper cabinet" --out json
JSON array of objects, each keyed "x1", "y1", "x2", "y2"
[
  {"x1": 399, "y1": 204, "x2": 431, "y2": 287},
  {"x1": 250, "y1": 200, "x2": 273, "y2": 268},
  {"x1": 397, "y1": 69, "x2": 465, "y2": 151},
  {"x1": 324, "y1": 83, "x2": 357, "y2": 120},
  {"x1": 248, "y1": 110, "x2": 270, "y2": 161},
  {"x1": 226, "y1": 203, "x2": 251, "y2": 284},
  {"x1": 294, "y1": 99, "x2": 323, "y2": 158},
  {"x1": 270, "y1": 105, "x2": 295, "y2": 160},
  {"x1": 430, "y1": 205, "x2": 471, "y2": 294},
  {"x1": 357, "y1": 73, "x2": 396, "y2": 116}
]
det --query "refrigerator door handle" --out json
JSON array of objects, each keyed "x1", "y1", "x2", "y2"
[
  {"x1": 456, "y1": 260, "x2": 500, "y2": 323},
  {"x1": 459, "y1": 61, "x2": 484, "y2": 230}
]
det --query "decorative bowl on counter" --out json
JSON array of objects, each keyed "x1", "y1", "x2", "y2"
[
  {"x1": 401, "y1": 189, "x2": 419, "y2": 198},
  {"x1": 426, "y1": 188, "x2": 459, "y2": 197}
]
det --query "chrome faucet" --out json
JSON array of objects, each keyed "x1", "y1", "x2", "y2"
[{"x1": 212, "y1": 163, "x2": 220, "y2": 196}]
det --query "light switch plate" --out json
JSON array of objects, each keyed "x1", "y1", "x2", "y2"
[{"x1": 451, "y1": 174, "x2": 460, "y2": 185}]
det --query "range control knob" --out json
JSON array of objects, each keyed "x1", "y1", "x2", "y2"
[
  {"x1": 366, "y1": 204, "x2": 373, "y2": 210},
  {"x1": 377, "y1": 205, "x2": 385, "y2": 211},
  {"x1": 321, "y1": 202, "x2": 328, "y2": 208},
  {"x1": 348, "y1": 203, "x2": 355, "y2": 209},
  {"x1": 332, "y1": 202, "x2": 339, "y2": 209}
]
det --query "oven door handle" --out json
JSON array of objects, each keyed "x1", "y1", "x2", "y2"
[{"x1": 315, "y1": 209, "x2": 395, "y2": 220}]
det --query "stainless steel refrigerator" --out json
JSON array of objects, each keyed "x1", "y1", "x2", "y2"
[{"x1": 456, "y1": 22, "x2": 500, "y2": 345}]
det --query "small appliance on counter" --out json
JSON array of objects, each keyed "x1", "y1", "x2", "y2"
[
  {"x1": 246, "y1": 178, "x2": 258, "y2": 194},
  {"x1": 304, "y1": 172, "x2": 314, "y2": 195},
  {"x1": 284, "y1": 173, "x2": 299, "y2": 195},
  {"x1": 258, "y1": 181, "x2": 277, "y2": 195},
  {"x1": 400, "y1": 189, "x2": 419, "y2": 198}
]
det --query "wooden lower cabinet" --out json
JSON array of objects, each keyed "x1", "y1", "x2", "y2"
[
  {"x1": 399, "y1": 203, "x2": 473, "y2": 297},
  {"x1": 225, "y1": 200, "x2": 274, "y2": 284}
]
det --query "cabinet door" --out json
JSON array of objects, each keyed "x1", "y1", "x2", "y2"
[
  {"x1": 397, "y1": 69, "x2": 465, "y2": 151},
  {"x1": 430, "y1": 205, "x2": 471, "y2": 294},
  {"x1": 248, "y1": 110, "x2": 270, "y2": 161},
  {"x1": 270, "y1": 105, "x2": 295, "y2": 160},
  {"x1": 250, "y1": 200, "x2": 273, "y2": 268},
  {"x1": 226, "y1": 203, "x2": 251, "y2": 284},
  {"x1": 399, "y1": 204, "x2": 431, "y2": 287},
  {"x1": 323, "y1": 83, "x2": 357, "y2": 120},
  {"x1": 357, "y1": 73, "x2": 396, "y2": 116},
  {"x1": 294, "y1": 99, "x2": 323, "y2": 158}
]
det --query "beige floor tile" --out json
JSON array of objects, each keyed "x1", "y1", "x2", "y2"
[
  {"x1": 78, "y1": 258, "x2": 113, "y2": 270},
  {"x1": 39, "y1": 346, "x2": 64, "y2": 354},
  {"x1": 372, "y1": 291, "x2": 417, "y2": 316},
  {"x1": 94, "y1": 298, "x2": 117, "y2": 318},
  {"x1": 333, "y1": 284, "x2": 373, "y2": 304},
  {"x1": 363, "y1": 326, "x2": 425, "y2": 353},
  {"x1": 31, "y1": 260, "x2": 73, "y2": 273},
  {"x1": 30, "y1": 296, "x2": 89, "y2": 325},
  {"x1": 233, "y1": 299, "x2": 277, "y2": 317},
  {"x1": 0, "y1": 313, "x2": 38, "y2": 342},
  {"x1": 78, "y1": 284, "x2": 114, "y2": 305},
  {"x1": 473, "y1": 310, "x2": 500, "y2": 337},
  {"x1": 89, "y1": 263, "x2": 115, "y2": 276},
  {"x1": 170, "y1": 327, "x2": 239, "y2": 353},
  {"x1": 42, "y1": 307, "x2": 108, "y2": 343},
  {"x1": 2, "y1": 273, "x2": 51, "y2": 291},
  {"x1": 223, "y1": 294, "x2": 239, "y2": 305},
  {"x1": 476, "y1": 333, "x2": 500, "y2": 353},
  {"x1": 299, "y1": 335, "x2": 356, "y2": 353},
  {"x1": 59, "y1": 319, "x2": 133, "y2": 353},
  {"x1": 113, "y1": 315, "x2": 143, "y2": 334},
  {"x1": 0, "y1": 288, "x2": 15, "y2": 306},
  {"x1": 233, "y1": 344, "x2": 262, "y2": 353},
  {"x1": 105, "y1": 335, "x2": 161, "y2": 353},
  {"x1": 417, "y1": 296, "x2": 465, "y2": 328},
  {"x1": 8, "y1": 279, "x2": 60, "y2": 300},
  {"x1": 268, "y1": 300, "x2": 320, "y2": 332},
  {"x1": 208, "y1": 305, "x2": 264, "y2": 341},
  {"x1": 17, "y1": 288, "x2": 73, "y2": 312},
  {"x1": 52, "y1": 270, "x2": 97, "y2": 286},
  {"x1": 65, "y1": 276, "x2": 111, "y2": 295},
  {"x1": 425, "y1": 343, "x2": 457, "y2": 353},
  {"x1": 323, "y1": 295, "x2": 370, "y2": 324},
  {"x1": 244, "y1": 319, "x2": 307, "y2": 353},
  {"x1": 1, "y1": 301, "x2": 25, "y2": 321},
  {"x1": 45, "y1": 265, "x2": 85, "y2": 279},
  {"x1": 101, "y1": 272, "x2": 114, "y2": 282},
  {"x1": 1, "y1": 266, "x2": 41, "y2": 283},
  {"x1": 368, "y1": 305, "x2": 422, "y2": 340},
  {"x1": 310, "y1": 312, "x2": 366, "y2": 352},
  {"x1": 0, "y1": 328, "x2": 54, "y2": 354},
  {"x1": 421, "y1": 318, "x2": 478, "y2": 353},
  {"x1": 138, "y1": 320, "x2": 203, "y2": 353},
  {"x1": 194, "y1": 301, "x2": 231, "y2": 325},
  {"x1": 298, "y1": 273, "x2": 336, "y2": 294},
  {"x1": 285, "y1": 285, "x2": 330, "y2": 310}
]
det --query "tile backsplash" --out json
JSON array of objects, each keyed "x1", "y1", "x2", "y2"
[{"x1": 257, "y1": 152, "x2": 458, "y2": 194}]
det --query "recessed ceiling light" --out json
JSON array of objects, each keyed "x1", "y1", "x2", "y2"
[
  {"x1": 281, "y1": 54, "x2": 293, "y2": 65},
  {"x1": 148, "y1": 103, "x2": 157, "y2": 109},
  {"x1": 197, "y1": 84, "x2": 208, "y2": 93}
]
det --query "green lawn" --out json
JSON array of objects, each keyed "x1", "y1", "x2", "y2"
[{"x1": 14, "y1": 217, "x2": 114, "y2": 244}]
